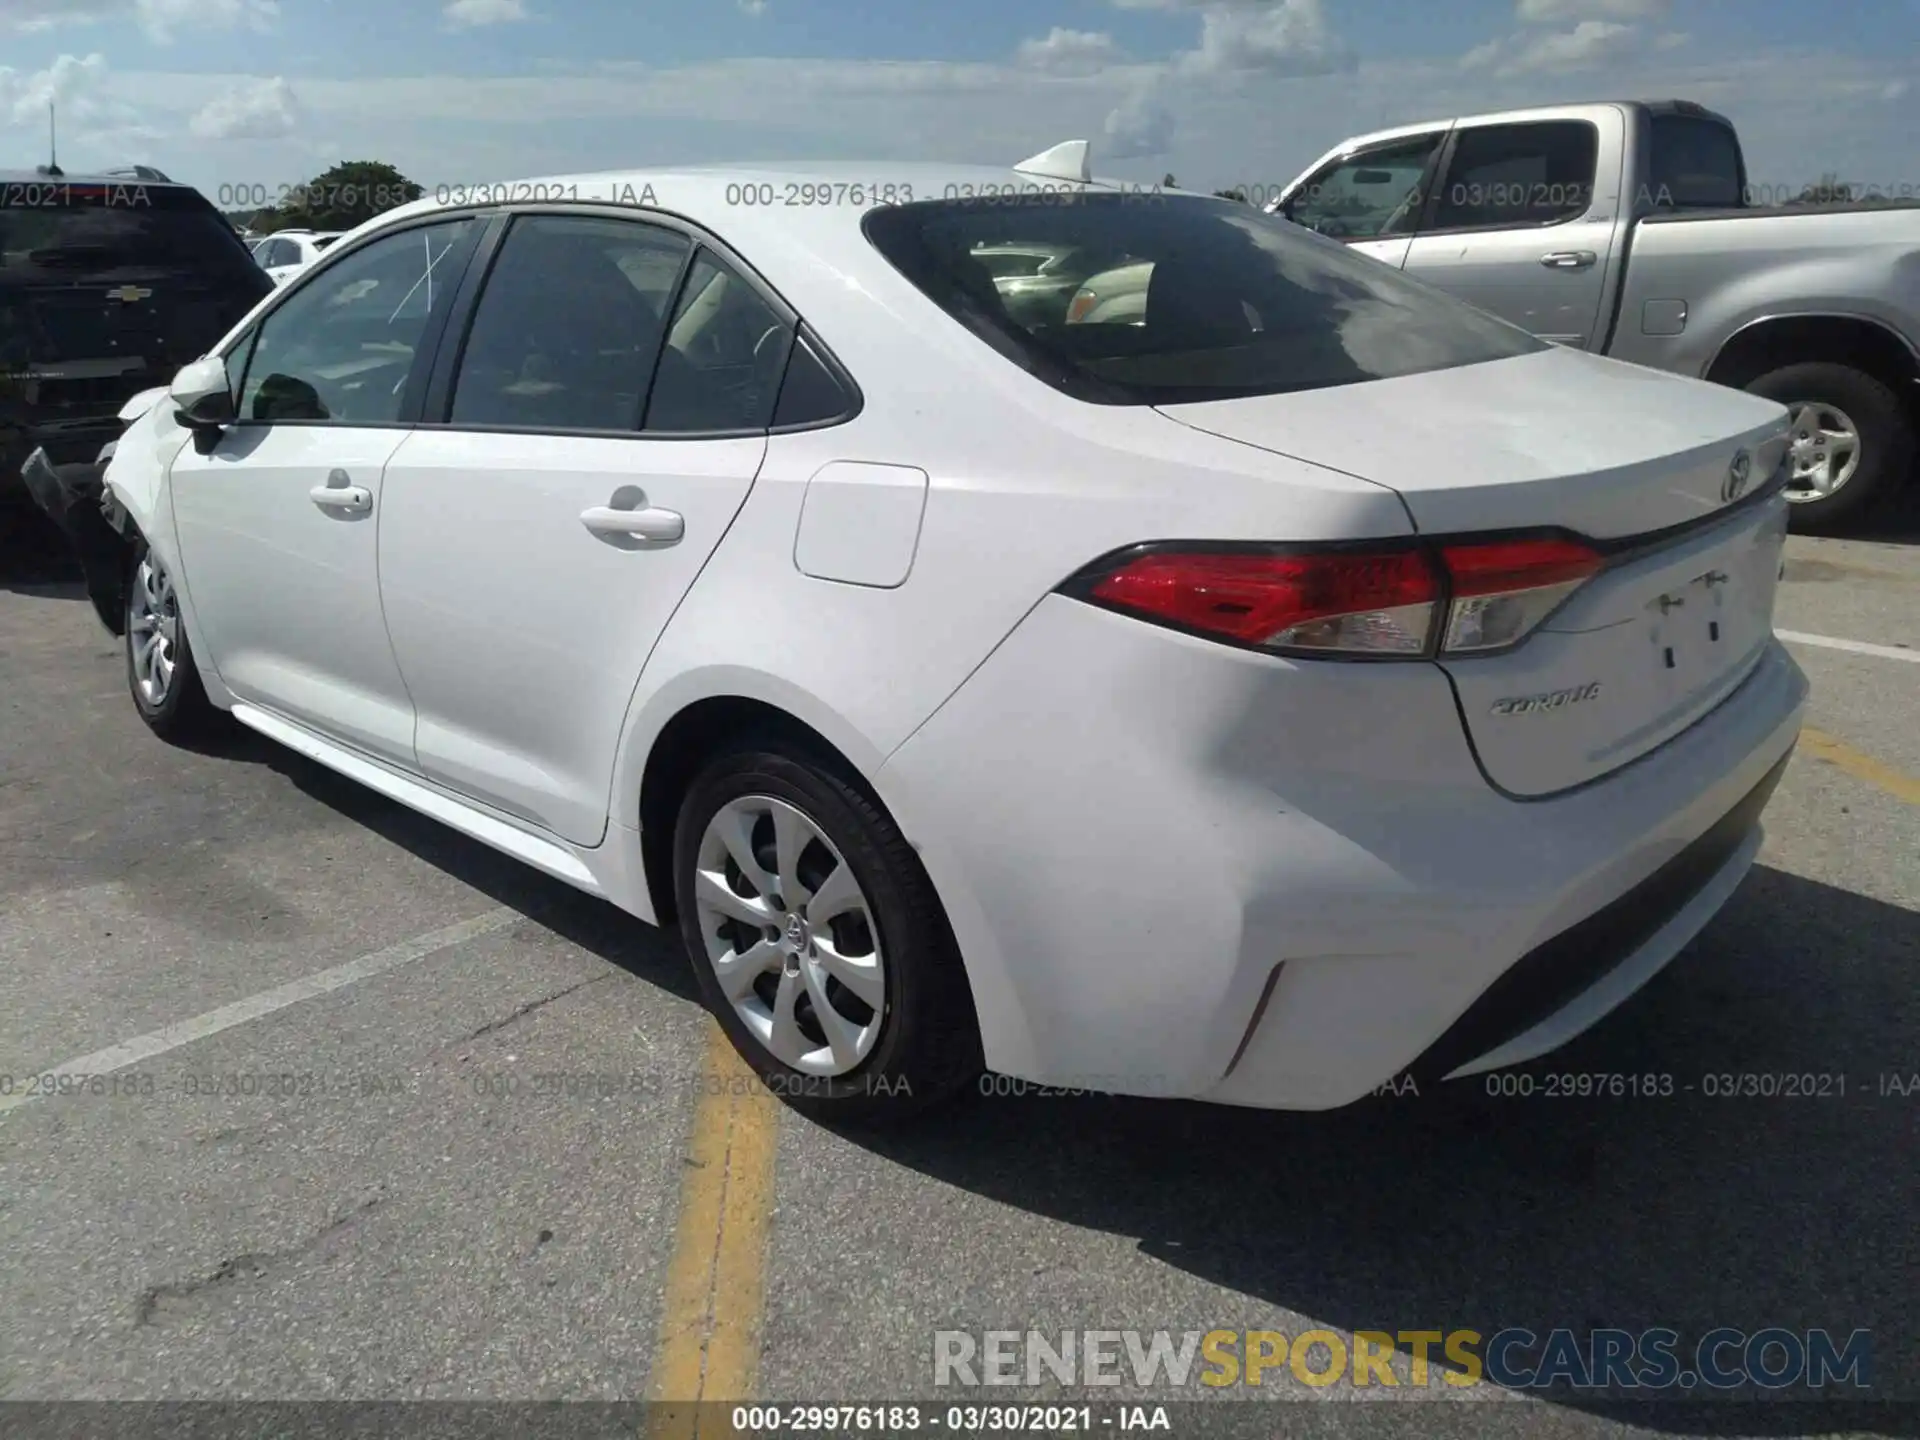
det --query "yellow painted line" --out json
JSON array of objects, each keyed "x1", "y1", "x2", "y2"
[
  {"x1": 1800, "y1": 727, "x2": 1920, "y2": 806},
  {"x1": 647, "y1": 1023, "x2": 779, "y2": 1438}
]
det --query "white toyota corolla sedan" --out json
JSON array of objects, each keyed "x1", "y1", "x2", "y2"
[{"x1": 77, "y1": 144, "x2": 1808, "y2": 1121}]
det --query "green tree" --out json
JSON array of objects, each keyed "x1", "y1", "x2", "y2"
[
  {"x1": 256, "y1": 160, "x2": 422, "y2": 234},
  {"x1": 1212, "y1": 186, "x2": 1249, "y2": 203},
  {"x1": 1161, "y1": 172, "x2": 1178, "y2": 189}
]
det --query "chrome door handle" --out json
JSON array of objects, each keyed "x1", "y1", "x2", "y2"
[
  {"x1": 1540, "y1": 250, "x2": 1597, "y2": 269},
  {"x1": 580, "y1": 504, "x2": 684, "y2": 543},
  {"x1": 309, "y1": 472, "x2": 372, "y2": 512}
]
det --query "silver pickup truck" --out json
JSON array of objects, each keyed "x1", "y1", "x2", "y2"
[{"x1": 1265, "y1": 99, "x2": 1920, "y2": 531}]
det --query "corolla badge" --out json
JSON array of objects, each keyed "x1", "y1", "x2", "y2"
[
  {"x1": 1722, "y1": 449, "x2": 1752, "y2": 504},
  {"x1": 1490, "y1": 681, "x2": 1602, "y2": 716}
]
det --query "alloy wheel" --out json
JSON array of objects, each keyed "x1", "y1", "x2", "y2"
[
  {"x1": 692, "y1": 794, "x2": 887, "y2": 1076},
  {"x1": 1784, "y1": 401, "x2": 1861, "y2": 502},
  {"x1": 129, "y1": 553, "x2": 180, "y2": 707}
]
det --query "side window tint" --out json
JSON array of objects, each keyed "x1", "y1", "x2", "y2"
[
  {"x1": 1283, "y1": 135, "x2": 1441, "y2": 239},
  {"x1": 448, "y1": 215, "x2": 690, "y2": 432},
  {"x1": 644, "y1": 250, "x2": 792, "y2": 434},
  {"x1": 1430, "y1": 122, "x2": 1599, "y2": 230},
  {"x1": 772, "y1": 329, "x2": 856, "y2": 427},
  {"x1": 239, "y1": 219, "x2": 476, "y2": 425}
]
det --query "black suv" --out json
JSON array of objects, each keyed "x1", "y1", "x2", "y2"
[{"x1": 2, "y1": 167, "x2": 272, "y2": 508}]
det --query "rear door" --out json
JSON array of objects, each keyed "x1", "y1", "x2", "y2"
[
  {"x1": 1401, "y1": 116, "x2": 1622, "y2": 349},
  {"x1": 1275, "y1": 130, "x2": 1449, "y2": 268},
  {"x1": 375, "y1": 212, "x2": 777, "y2": 845}
]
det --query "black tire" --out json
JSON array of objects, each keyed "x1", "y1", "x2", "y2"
[
  {"x1": 672, "y1": 740, "x2": 982, "y2": 1125},
  {"x1": 125, "y1": 540, "x2": 223, "y2": 743},
  {"x1": 1744, "y1": 361, "x2": 1915, "y2": 533}
]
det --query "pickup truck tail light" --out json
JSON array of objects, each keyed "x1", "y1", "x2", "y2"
[{"x1": 1062, "y1": 536, "x2": 1605, "y2": 659}]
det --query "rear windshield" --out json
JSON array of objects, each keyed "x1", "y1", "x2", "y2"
[
  {"x1": 1646, "y1": 116, "x2": 1746, "y2": 209},
  {"x1": 0, "y1": 181, "x2": 260, "y2": 281},
  {"x1": 863, "y1": 193, "x2": 1545, "y2": 405}
]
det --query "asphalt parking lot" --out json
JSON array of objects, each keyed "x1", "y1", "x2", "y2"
[{"x1": 1, "y1": 498, "x2": 1916, "y2": 1439}]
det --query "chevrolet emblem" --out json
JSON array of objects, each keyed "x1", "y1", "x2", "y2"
[{"x1": 107, "y1": 285, "x2": 153, "y2": 303}]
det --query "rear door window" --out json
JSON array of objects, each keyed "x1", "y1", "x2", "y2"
[
  {"x1": 447, "y1": 214, "x2": 689, "y2": 432},
  {"x1": 1428, "y1": 121, "x2": 1600, "y2": 231},
  {"x1": 642, "y1": 249, "x2": 793, "y2": 434}
]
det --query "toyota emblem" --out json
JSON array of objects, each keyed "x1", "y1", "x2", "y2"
[{"x1": 1722, "y1": 450, "x2": 1752, "y2": 504}]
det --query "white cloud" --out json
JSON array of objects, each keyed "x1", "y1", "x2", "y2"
[
  {"x1": 1655, "y1": 31, "x2": 1689, "y2": 49},
  {"x1": 1104, "y1": 87, "x2": 1174, "y2": 157},
  {"x1": 189, "y1": 75, "x2": 297, "y2": 139},
  {"x1": 1016, "y1": 27, "x2": 1126, "y2": 75},
  {"x1": 443, "y1": 0, "x2": 527, "y2": 27},
  {"x1": 0, "y1": 51, "x2": 109, "y2": 124},
  {"x1": 1515, "y1": 0, "x2": 1666, "y2": 19},
  {"x1": 43, "y1": 42, "x2": 1915, "y2": 210},
  {"x1": 1175, "y1": 0, "x2": 1356, "y2": 76},
  {"x1": 739, "y1": 0, "x2": 768, "y2": 13},
  {"x1": 1463, "y1": 20, "x2": 1644, "y2": 72},
  {"x1": 1883, "y1": 78, "x2": 1909, "y2": 100}
]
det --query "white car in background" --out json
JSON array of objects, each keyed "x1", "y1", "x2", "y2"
[
  {"x1": 253, "y1": 228, "x2": 343, "y2": 285},
  {"x1": 66, "y1": 141, "x2": 1806, "y2": 1124}
]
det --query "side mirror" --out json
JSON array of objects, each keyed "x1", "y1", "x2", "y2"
[{"x1": 169, "y1": 356, "x2": 234, "y2": 429}]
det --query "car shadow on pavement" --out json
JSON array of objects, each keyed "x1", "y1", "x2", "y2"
[
  {"x1": 845, "y1": 862, "x2": 1919, "y2": 1436},
  {"x1": 188, "y1": 717, "x2": 702, "y2": 1005}
]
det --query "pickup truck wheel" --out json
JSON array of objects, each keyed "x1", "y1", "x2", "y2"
[{"x1": 1744, "y1": 362, "x2": 1915, "y2": 532}]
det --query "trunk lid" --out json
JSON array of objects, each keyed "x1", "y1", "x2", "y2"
[
  {"x1": 1157, "y1": 345, "x2": 1791, "y2": 540},
  {"x1": 1156, "y1": 346, "x2": 1794, "y2": 796},
  {"x1": 1437, "y1": 494, "x2": 1789, "y2": 795}
]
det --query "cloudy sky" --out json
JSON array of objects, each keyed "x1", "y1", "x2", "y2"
[{"x1": 0, "y1": 0, "x2": 1914, "y2": 200}]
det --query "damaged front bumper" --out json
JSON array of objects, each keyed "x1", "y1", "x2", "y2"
[{"x1": 19, "y1": 445, "x2": 135, "y2": 634}]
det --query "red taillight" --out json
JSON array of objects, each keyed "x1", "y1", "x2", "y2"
[
  {"x1": 1437, "y1": 537, "x2": 1603, "y2": 654},
  {"x1": 1086, "y1": 549, "x2": 1442, "y2": 656},
  {"x1": 1066, "y1": 291, "x2": 1097, "y2": 323},
  {"x1": 1073, "y1": 536, "x2": 1605, "y2": 659}
]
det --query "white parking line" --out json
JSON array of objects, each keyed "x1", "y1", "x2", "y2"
[
  {"x1": 1777, "y1": 630, "x2": 1920, "y2": 664},
  {"x1": 0, "y1": 908, "x2": 519, "y2": 1117}
]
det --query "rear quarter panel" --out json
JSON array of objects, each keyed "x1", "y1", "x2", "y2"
[
  {"x1": 604, "y1": 239, "x2": 1414, "y2": 916},
  {"x1": 1605, "y1": 207, "x2": 1920, "y2": 375}
]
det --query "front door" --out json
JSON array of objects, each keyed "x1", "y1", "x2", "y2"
[{"x1": 167, "y1": 216, "x2": 481, "y2": 764}]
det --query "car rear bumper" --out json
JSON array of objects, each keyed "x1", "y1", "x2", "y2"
[{"x1": 877, "y1": 594, "x2": 1808, "y2": 1108}]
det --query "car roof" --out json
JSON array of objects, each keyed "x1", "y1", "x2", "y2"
[
  {"x1": 379, "y1": 160, "x2": 1155, "y2": 227},
  {"x1": 0, "y1": 168, "x2": 196, "y2": 189},
  {"x1": 316, "y1": 160, "x2": 1208, "y2": 400},
  {"x1": 367, "y1": 160, "x2": 1166, "y2": 271}
]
